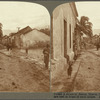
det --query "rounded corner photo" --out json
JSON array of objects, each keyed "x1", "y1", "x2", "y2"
[
  {"x1": 0, "y1": 1, "x2": 50, "y2": 92},
  {"x1": 51, "y1": 1, "x2": 100, "y2": 92}
]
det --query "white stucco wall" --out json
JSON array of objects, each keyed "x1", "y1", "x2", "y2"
[
  {"x1": 51, "y1": 3, "x2": 77, "y2": 80},
  {"x1": 53, "y1": 3, "x2": 77, "y2": 61}
]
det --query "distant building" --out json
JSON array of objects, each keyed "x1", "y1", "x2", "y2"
[
  {"x1": 2, "y1": 35, "x2": 8, "y2": 46},
  {"x1": 2, "y1": 26, "x2": 50, "y2": 49},
  {"x1": 20, "y1": 29, "x2": 50, "y2": 49},
  {"x1": 51, "y1": 2, "x2": 78, "y2": 79},
  {"x1": 92, "y1": 34, "x2": 99, "y2": 45},
  {"x1": 11, "y1": 26, "x2": 32, "y2": 48}
]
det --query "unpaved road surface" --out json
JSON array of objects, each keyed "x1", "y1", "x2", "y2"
[
  {"x1": 51, "y1": 48, "x2": 100, "y2": 92},
  {"x1": 74, "y1": 49, "x2": 100, "y2": 92},
  {"x1": 0, "y1": 49, "x2": 49, "y2": 92}
]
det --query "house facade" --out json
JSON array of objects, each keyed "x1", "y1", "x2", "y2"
[
  {"x1": 20, "y1": 29, "x2": 50, "y2": 49},
  {"x1": 10, "y1": 26, "x2": 32, "y2": 48},
  {"x1": 51, "y1": 3, "x2": 78, "y2": 79}
]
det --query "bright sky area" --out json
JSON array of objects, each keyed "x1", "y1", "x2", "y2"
[
  {"x1": 76, "y1": 2, "x2": 100, "y2": 30},
  {"x1": 0, "y1": 1, "x2": 50, "y2": 34}
]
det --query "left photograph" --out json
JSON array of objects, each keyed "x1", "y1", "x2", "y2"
[{"x1": 0, "y1": 2, "x2": 50, "y2": 92}]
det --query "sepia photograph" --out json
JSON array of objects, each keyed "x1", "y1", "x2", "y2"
[
  {"x1": 51, "y1": 1, "x2": 100, "y2": 92},
  {"x1": 0, "y1": 1, "x2": 50, "y2": 92}
]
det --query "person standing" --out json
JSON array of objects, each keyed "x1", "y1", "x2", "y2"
[
  {"x1": 66, "y1": 55, "x2": 72, "y2": 79},
  {"x1": 67, "y1": 62, "x2": 72, "y2": 79},
  {"x1": 43, "y1": 44, "x2": 50, "y2": 69}
]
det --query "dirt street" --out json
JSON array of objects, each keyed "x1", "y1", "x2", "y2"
[
  {"x1": 0, "y1": 49, "x2": 49, "y2": 92},
  {"x1": 74, "y1": 49, "x2": 100, "y2": 92},
  {"x1": 51, "y1": 48, "x2": 100, "y2": 92}
]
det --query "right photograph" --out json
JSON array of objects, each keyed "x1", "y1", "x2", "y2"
[{"x1": 51, "y1": 2, "x2": 100, "y2": 92}]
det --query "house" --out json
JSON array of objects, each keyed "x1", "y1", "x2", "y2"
[
  {"x1": 2, "y1": 35, "x2": 8, "y2": 46},
  {"x1": 11, "y1": 26, "x2": 32, "y2": 48},
  {"x1": 20, "y1": 29, "x2": 50, "y2": 49},
  {"x1": 8, "y1": 32, "x2": 17, "y2": 47},
  {"x1": 7, "y1": 26, "x2": 49, "y2": 49},
  {"x1": 51, "y1": 2, "x2": 78, "y2": 79},
  {"x1": 92, "y1": 34, "x2": 100, "y2": 45}
]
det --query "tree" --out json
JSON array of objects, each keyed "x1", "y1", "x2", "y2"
[
  {"x1": 80, "y1": 16, "x2": 89, "y2": 26},
  {"x1": 39, "y1": 28, "x2": 50, "y2": 36},
  {"x1": 0, "y1": 23, "x2": 3, "y2": 38},
  {"x1": 79, "y1": 16, "x2": 93, "y2": 37},
  {"x1": 75, "y1": 16, "x2": 93, "y2": 51},
  {"x1": 0, "y1": 23, "x2": 3, "y2": 44}
]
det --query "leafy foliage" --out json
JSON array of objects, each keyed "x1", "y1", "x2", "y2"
[
  {"x1": 79, "y1": 16, "x2": 93, "y2": 37},
  {"x1": 0, "y1": 23, "x2": 3, "y2": 38},
  {"x1": 39, "y1": 28, "x2": 50, "y2": 36}
]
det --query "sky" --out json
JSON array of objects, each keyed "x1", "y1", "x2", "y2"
[
  {"x1": 75, "y1": 2, "x2": 100, "y2": 30},
  {"x1": 0, "y1": 1, "x2": 50, "y2": 34}
]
